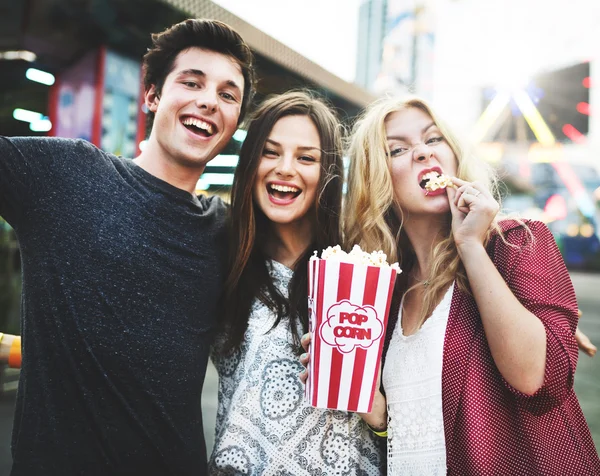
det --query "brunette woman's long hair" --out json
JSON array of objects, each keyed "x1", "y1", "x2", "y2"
[{"x1": 218, "y1": 91, "x2": 344, "y2": 354}]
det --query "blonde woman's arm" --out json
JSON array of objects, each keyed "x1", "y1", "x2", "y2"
[{"x1": 448, "y1": 179, "x2": 552, "y2": 396}]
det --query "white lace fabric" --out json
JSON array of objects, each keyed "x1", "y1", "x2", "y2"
[{"x1": 382, "y1": 282, "x2": 454, "y2": 476}]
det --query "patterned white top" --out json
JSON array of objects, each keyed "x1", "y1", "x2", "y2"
[
  {"x1": 209, "y1": 260, "x2": 384, "y2": 475},
  {"x1": 382, "y1": 282, "x2": 454, "y2": 476}
]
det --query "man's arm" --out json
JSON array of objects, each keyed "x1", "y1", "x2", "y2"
[
  {"x1": 0, "y1": 136, "x2": 88, "y2": 226},
  {"x1": 0, "y1": 136, "x2": 39, "y2": 226}
]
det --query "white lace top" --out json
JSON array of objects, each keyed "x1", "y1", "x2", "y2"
[
  {"x1": 209, "y1": 260, "x2": 384, "y2": 475},
  {"x1": 382, "y1": 282, "x2": 454, "y2": 476}
]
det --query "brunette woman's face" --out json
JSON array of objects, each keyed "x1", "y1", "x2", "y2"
[
  {"x1": 253, "y1": 115, "x2": 322, "y2": 231},
  {"x1": 386, "y1": 107, "x2": 458, "y2": 217}
]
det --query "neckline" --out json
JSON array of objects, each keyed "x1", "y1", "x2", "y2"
[
  {"x1": 399, "y1": 281, "x2": 455, "y2": 338},
  {"x1": 269, "y1": 259, "x2": 295, "y2": 276},
  {"x1": 123, "y1": 158, "x2": 202, "y2": 204}
]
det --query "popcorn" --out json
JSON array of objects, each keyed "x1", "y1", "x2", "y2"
[
  {"x1": 423, "y1": 172, "x2": 456, "y2": 192},
  {"x1": 311, "y1": 245, "x2": 402, "y2": 274}
]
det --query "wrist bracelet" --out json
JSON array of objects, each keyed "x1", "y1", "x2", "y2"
[
  {"x1": 368, "y1": 424, "x2": 388, "y2": 438},
  {"x1": 8, "y1": 337, "x2": 21, "y2": 369}
]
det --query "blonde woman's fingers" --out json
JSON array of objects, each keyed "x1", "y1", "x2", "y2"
[
  {"x1": 450, "y1": 177, "x2": 469, "y2": 187},
  {"x1": 451, "y1": 178, "x2": 491, "y2": 202},
  {"x1": 467, "y1": 181, "x2": 493, "y2": 200},
  {"x1": 457, "y1": 191, "x2": 477, "y2": 211}
]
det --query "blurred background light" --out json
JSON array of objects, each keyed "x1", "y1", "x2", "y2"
[
  {"x1": 233, "y1": 129, "x2": 247, "y2": 142},
  {"x1": 566, "y1": 224, "x2": 580, "y2": 237},
  {"x1": 576, "y1": 102, "x2": 590, "y2": 116},
  {"x1": 206, "y1": 155, "x2": 239, "y2": 168},
  {"x1": 582, "y1": 77, "x2": 591, "y2": 88},
  {"x1": 0, "y1": 50, "x2": 36, "y2": 62},
  {"x1": 562, "y1": 124, "x2": 586, "y2": 144},
  {"x1": 12, "y1": 108, "x2": 43, "y2": 123},
  {"x1": 512, "y1": 90, "x2": 555, "y2": 145},
  {"x1": 471, "y1": 92, "x2": 510, "y2": 143},
  {"x1": 25, "y1": 68, "x2": 55, "y2": 86},
  {"x1": 198, "y1": 173, "x2": 235, "y2": 186},
  {"x1": 581, "y1": 224, "x2": 595, "y2": 238},
  {"x1": 29, "y1": 119, "x2": 52, "y2": 132},
  {"x1": 543, "y1": 194, "x2": 568, "y2": 222},
  {"x1": 196, "y1": 178, "x2": 210, "y2": 191}
]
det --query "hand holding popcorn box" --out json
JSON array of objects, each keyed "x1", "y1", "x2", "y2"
[{"x1": 305, "y1": 245, "x2": 401, "y2": 413}]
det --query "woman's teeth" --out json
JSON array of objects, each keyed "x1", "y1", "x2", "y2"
[
  {"x1": 270, "y1": 184, "x2": 300, "y2": 193},
  {"x1": 269, "y1": 183, "x2": 301, "y2": 199}
]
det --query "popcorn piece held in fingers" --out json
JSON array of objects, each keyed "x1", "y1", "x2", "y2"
[{"x1": 421, "y1": 172, "x2": 456, "y2": 192}]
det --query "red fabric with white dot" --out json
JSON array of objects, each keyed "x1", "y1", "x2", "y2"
[
  {"x1": 385, "y1": 219, "x2": 600, "y2": 475},
  {"x1": 443, "y1": 220, "x2": 600, "y2": 475}
]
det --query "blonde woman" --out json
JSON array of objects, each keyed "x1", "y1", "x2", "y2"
[{"x1": 303, "y1": 96, "x2": 600, "y2": 475}]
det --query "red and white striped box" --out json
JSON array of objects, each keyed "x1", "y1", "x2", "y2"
[{"x1": 305, "y1": 258, "x2": 397, "y2": 413}]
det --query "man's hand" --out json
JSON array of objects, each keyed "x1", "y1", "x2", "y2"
[{"x1": 0, "y1": 333, "x2": 17, "y2": 364}]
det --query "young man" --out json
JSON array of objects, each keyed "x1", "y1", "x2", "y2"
[{"x1": 0, "y1": 19, "x2": 255, "y2": 475}]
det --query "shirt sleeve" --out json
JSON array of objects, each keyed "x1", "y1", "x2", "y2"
[
  {"x1": 494, "y1": 220, "x2": 579, "y2": 414},
  {"x1": 0, "y1": 136, "x2": 38, "y2": 226},
  {"x1": 0, "y1": 136, "x2": 93, "y2": 228}
]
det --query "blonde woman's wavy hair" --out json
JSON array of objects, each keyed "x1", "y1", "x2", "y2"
[{"x1": 345, "y1": 96, "x2": 504, "y2": 327}]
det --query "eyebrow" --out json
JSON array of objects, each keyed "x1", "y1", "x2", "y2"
[
  {"x1": 178, "y1": 69, "x2": 242, "y2": 94},
  {"x1": 265, "y1": 138, "x2": 323, "y2": 153},
  {"x1": 386, "y1": 122, "x2": 437, "y2": 141}
]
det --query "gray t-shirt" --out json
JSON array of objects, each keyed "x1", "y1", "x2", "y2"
[{"x1": 0, "y1": 137, "x2": 227, "y2": 475}]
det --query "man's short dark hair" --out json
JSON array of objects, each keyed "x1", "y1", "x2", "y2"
[{"x1": 143, "y1": 18, "x2": 256, "y2": 126}]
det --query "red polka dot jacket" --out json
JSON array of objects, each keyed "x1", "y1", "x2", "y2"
[{"x1": 383, "y1": 219, "x2": 600, "y2": 475}]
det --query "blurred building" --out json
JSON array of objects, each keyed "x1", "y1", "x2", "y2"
[
  {"x1": 353, "y1": 0, "x2": 600, "y2": 268},
  {"x1": 355, "y1": 0, "x2": 436, "y2": 98},
  {"x1": 429, "y1": 0, "x2": 600, "y2": 268},
  {"x1": 0, "y1": 0, "x2": 374, "y2": 193},
  {"x1": 355, "y1": 0, "x2": 387, "y2": 91},
  {"x1": 430, "y1": 0, "x2": 599, "y2": 153}
]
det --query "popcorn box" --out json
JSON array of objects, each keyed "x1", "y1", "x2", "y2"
[{"x1": 305, "y1": 256, "x2": 398, "y2": 413}]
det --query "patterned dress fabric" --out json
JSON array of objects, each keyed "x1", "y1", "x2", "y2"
[
  {"x1": 209, "y1": 260, "x2": 384, "y2": 475},
  {"x1": 383, "y1": 283, "x2": 454, "y2": 475},
  {"x1": 382, "y1": 219, "x2": 600, "y2": 475}
]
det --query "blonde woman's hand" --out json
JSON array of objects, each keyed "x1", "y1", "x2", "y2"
[{"x1": 447, "y1": 177, "x2": 499, "y2": 250}]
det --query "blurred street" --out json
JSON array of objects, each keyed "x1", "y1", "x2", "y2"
[{"x1": 0, "y1": 272, "x2": 598, "y2": 474}]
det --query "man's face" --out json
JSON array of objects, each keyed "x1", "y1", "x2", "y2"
[{"x1": 145, "y1": 47, "x2": 244, "y2": 170}]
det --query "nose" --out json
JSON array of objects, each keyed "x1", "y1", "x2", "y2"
[
  {"x1": 275, "y1": 153, "x2": 296, "y2": 177},
  {"x1": 412, "y1": 144, "x2": 434, "y2": 163},
  {"x1": 195, "y1": 88, "x2": 218, "y2": 113}
]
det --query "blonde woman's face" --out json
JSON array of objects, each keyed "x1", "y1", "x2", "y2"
[{"x1": 385, "y1": 107, "x2": 457, "y2": 217}]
